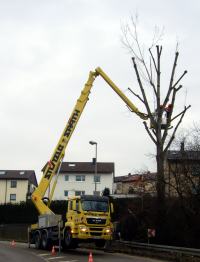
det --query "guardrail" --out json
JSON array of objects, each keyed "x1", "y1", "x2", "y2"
[{"x1": 110, "y1": 240, "x2": 200, "y2": 262}]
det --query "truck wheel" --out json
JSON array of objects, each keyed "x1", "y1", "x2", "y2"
[
  {"x1": 95, "y1": 239, "x2": 106, "y2": 248},
  {"x1": 41, "y1": 231, "x2": 50, "y2": 250},
  {"x1": 64, "y1": 229, "x2": 72, "y2": 248},
  {"x1": 35, "y1": 232, "x2": 41, "y2": 249}
]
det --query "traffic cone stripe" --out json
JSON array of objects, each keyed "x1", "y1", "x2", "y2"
[
  {"x1": 88, "y1": 251, "x2": 94, "y2": 262},
  {"x1": 51, "y1": 245, "x2": 56, "y2": 255},
  {"x1": 11, "y1": 240, "x2": 16, "y2": 247}
]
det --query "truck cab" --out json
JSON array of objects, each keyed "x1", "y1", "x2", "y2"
[{"x1": 63, "y1": 195, "x2": 113, "y2": 248}]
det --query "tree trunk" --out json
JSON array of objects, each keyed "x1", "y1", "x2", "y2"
[{"x1": 156, "y1": 144, "x2": 166, "y2": 243}]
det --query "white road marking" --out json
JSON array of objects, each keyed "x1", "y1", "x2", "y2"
[
  {"x1": 59, "y1": 260, "x2": 78, "y2": 262},
  {"x1": 39, "y1": 253, "x2": 50, "y2": 256},
  {"x1": 48, "y1": 256, "x2": 65, "y2": 260}
]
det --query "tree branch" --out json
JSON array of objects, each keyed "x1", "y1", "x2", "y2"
[
  {"x1": 128, "y1": 87, "x2": 144, "y2": 103},
  {"x1": 148, "y1": 49, "x2": 157, "y2": 95},
  {"x1": 162, "y1": 85, "x2": 183, "y2": 144},
  {"x1": 163, "y1": 52, "x2": 179, "y2": 108},
  {"x1": 159, "y1": 45, "x2": 162, "y2": 57},
  {"x1": 149, "y1": 48, "x2": 158, "y2": 72},
  {"x1": 171, "y1": 105, "x2": 191, "y2": 122},
  {"x1": 155, "y1": 45, "x2": 162, "y2": 131},
  {"x1": 164, "y1": 106, "x2": 191, "y2": 153},
  {"x1": 156, "y1": 45, "x2": 161, "y2": 102},
  {"x1": 132, "y1": 58, "x2": 153, "y2": 120},
  {"x1": 122, "y1": 19, "x2": 159, "y2": 90},
  {"x1": 172, "y1": 70, "x2": 187, "y2": 89},
  {"x1": 143, "y1": 121, "x2": 157, "y2": 145}
]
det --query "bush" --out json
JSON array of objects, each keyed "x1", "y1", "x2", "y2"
[{"x1": 0, "y1": 200, "x2": 68, "y2": 224}]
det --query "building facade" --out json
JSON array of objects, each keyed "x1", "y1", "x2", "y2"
[
  {"x1": 165, "y1": 147, "x2": 200, "y2": 197},
  {"x1": 50, "y1": 162, "x2": 115, "y2": 200},
  {"x1": 0, "y1": 170, "x2": 38, "y2": 204},
  {"x1": 114, "y1": 172, "x2": 157, "y2": 196}
]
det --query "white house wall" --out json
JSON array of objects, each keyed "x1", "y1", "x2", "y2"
[
  {"x1": 0, "y1": 180, "x2": 28, "y2": 203},
  {"x1": 49, "y1": 172, "x2": 113, "y2": 200},
  {"x1": 0, "y1": 180, "x2": 7, "y2": 204}
]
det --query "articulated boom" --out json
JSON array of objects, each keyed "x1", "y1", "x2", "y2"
[
  {"x1": 31, "y1": 71, "x2": 98, "y2": 215},
  {"x1": 31, "y1": 67, "x2": 148, "y2": 215}
]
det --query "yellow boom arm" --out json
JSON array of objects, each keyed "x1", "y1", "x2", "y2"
[{"x1": 31, "y1": 67, "x2": 148, "y2": 215}]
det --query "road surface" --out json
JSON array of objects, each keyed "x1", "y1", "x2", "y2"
[{"x1": 0, "y1": 241, "x2": 168, "y2": 262}]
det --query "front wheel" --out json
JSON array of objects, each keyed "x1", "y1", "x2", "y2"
[{"x1": 63, "y1": 229, "x2": 77, "y2": 249}]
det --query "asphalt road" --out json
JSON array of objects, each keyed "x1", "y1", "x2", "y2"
[{"x1": 0, "y1": 241, "x2": 167, "y2": 262}]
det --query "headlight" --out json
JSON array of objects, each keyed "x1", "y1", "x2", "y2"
[
  {"x1": 105, "y1": 227, "x2": 112, "y2": 234},
  {"x1": 79, "y1": 225, "x2": 88, "y2": 232}
]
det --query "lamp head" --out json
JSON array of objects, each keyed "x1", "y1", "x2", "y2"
[{"x1": 89, "y1": 141, "x2": 97, "y2": 145}]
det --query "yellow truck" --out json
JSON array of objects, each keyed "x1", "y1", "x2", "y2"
[{"x1": 28, "y1": 67, "x2": 148, "y2": 250}]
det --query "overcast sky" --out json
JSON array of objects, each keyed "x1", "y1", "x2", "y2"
[{"x1": 0, "y1": 0, "x2": 199, "y2": 180}]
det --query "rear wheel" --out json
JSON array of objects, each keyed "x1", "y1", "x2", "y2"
[
  {"x1": 35, "y1": 232, "x2": 41, "y2": 249},
  {"x1": 41, "y1": 231, "x2": 51, "y2": 250}
]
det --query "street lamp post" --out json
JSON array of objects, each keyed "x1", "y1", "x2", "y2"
[{"x1": 89, "y1": 141, "x2": 97, "y2": 194}]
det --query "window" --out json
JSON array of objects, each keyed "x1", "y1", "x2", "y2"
[
  {"x1": 94, "y1": 175, "x2": 101, "y2": 183},
  {"x1": 76, "y1": 175, "x2": 85, "y2": 182},
  {"x1": 10, "y1": 180, "x2": 17, "y2": 188},
  {"x1": 0, "y1": 171, "x2": 6, "y2": 175},
  {"x1": 81, "y1": 199, "x2": 108, "y2": 212},
  {"x1": 10, "y1": 194, "x2": 16, "y2": 201},
  {"x1": 64, "y1": 190, "x2": 68, "y2": 197},
  {"x1": 68, "y1": 163, "x2": 76, "y2": 167},
  {"x1": 128, "y1": 186, "x2": 135, "y2": 194},
  {"x1": 75, "y1": 191, "x2": 85, "y2": 196},
  {"x1": 64, "y1": 175, "x2": 69, "y2": 181}
]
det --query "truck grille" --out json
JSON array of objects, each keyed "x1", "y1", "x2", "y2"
[
  {"x1": 89, "y1": 226, "x2": 103, "y2": 237},
  {"x1": 90, "y1": 232, "x2": 102, "y2": 236},
  {"x1": 86, "y1": 218, "x2": 106, "y2": 225},
  {"x1": 90, "y1": 227, "x2": 103, "y2": 231}
]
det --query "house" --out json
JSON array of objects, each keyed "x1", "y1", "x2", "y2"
[
  {"x1": 50, "y1": 162, "x2": 115, "y2": 199},
  {"x1": 165, "y1": 144, "x2": 200, "y2": 197},
  {"x1": 114, "y1": 172, "x2": 157, "y2": 196},
  {"x1": 0, "y1": 170, "x2": 38, "y2": 204}
]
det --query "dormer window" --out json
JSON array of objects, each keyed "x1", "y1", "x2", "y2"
[{"x1": 68, "y1": 163, "x2": 76, "y2": 167}]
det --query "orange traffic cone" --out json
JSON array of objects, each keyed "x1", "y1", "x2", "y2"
[
  {"x1": 88, "y1": 251, "x2": 94, "y2": 262},
  {"x1": 11, "y1": 240, "x2": 16, "y2": 247},
  {"x1": 51, "y1": 246, "x2": 56, "y2": 256}
]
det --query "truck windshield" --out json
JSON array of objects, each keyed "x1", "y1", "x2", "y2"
[{"x1": 81, "y1": 200, "x2": 109, "y2": 212}]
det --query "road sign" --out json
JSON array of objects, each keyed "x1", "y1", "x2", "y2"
[{"x1": 148, "y1": 228, "x2": 156, "y2": 238}]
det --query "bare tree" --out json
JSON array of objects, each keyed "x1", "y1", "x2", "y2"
[
  {"x1": 168, "y1": 124, "x2": 200, "y2": 200},
  {"x1": 121, "y1": 17, "x2": 191, "y2": 241}
]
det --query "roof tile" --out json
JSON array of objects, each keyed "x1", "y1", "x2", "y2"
[{"x1": 0, "y1": 170, "x2": 37, "y2": 186}]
